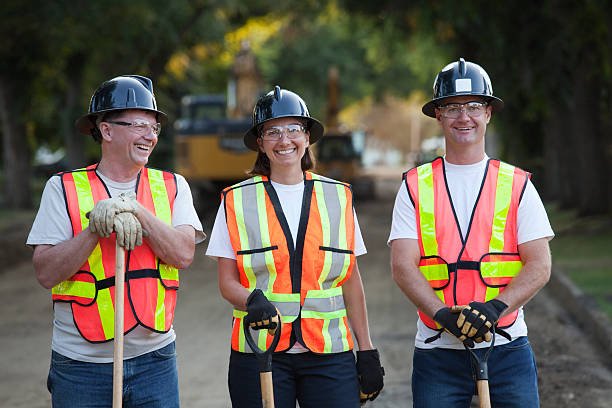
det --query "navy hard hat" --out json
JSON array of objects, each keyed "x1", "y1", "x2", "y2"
[
  {"x1": 243, "y1": 86, "x2": 324, "y2": 151},
  {"x1": 422, "y1": 58, "x2": 504, "y2": 118},
  {"x1": 75, "y1": 75, "x2": 168, "y2": 135}
]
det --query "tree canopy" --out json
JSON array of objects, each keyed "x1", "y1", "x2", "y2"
[{"x1": 1, "y1": 0, "x2": 610, "y2": 216}]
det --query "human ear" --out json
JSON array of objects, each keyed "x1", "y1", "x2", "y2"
[{"x1": 99, "y1": 123, "x2": 113, "y2": 142}]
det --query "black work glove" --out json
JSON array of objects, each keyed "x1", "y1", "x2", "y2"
[
  {"x1": 356, "y1": 349, "x2": 385, "y2": 405},
  {"x1": 433, "y1": 307, "x2": 475, "y2": 348},
  {"x1": 245, "y1": 289, "x2": 278, "y2": 332},
  {"x1": 457, "y1": 299, "x2": 508, "y2": 343}
]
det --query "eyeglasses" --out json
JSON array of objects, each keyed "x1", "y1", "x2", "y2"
[
  {"x1": 260, "y1": 124, "x2": 306, "y2": 141},
  {"x1": 107, "y1": 120, "x2": 162, "y2": 136},
  {"x1": 437, "y1": 102, "x2": 488, "y2": 119}
]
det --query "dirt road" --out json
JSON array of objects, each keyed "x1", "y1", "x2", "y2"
[{"x1": 2, "y1": 178, "x2": 611, "y2": 407}]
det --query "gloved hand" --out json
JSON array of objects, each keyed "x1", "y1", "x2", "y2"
[
  {"x1": 113, "y1": 212, "x2": 143, "y2": 251},
  {"x1": 89, "y1": 192, "x2": 139, "y2": 238},
  {"x1": 356, "y1": 349, "x2": 385, "y2": 405},
  {"x1": 245, "y1": 289, "x2": 278, "y2": 334},
  {"x1": 457, "y1": 299, "x2": 508, "y2": 343},
  {"x1": 433, "y1": 306, "x2": 475, "y2": 347}
]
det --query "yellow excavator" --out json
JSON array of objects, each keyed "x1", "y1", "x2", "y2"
[
  {"x1": 173, "y1": 42, "x2": 260, "y2": 212},
  {"x1": 314, "y1": 66, "x2": 375, "y2": 200}
]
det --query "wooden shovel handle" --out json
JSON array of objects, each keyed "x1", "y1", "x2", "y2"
[
  {"x1": 477, "y1": 379, "x2": 491, "y2": 408},
  {"x1": 112, "y1": 243, "x2": 125, "y2": 408},
  {"x1": 260, "y1": 371, "x2": 274, "y2": 408}
]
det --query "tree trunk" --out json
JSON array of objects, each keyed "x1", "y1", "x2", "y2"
[
  {"x1": 0, "y1": 77, "x2": 32, "y2": 208},
  {"x1": 571, "y1": 60, "x2": 609, "y2": 215},
  {"x1": 61, "y1": 53, "x2": 86, "y2": 169}
]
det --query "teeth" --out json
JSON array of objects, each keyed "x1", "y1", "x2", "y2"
[
  {"x1": 277, "y1": 148, "x2": 295, "y2": 155},
  {"x1": 135, "y1": 144, "x2": 150, "y2": 151}
]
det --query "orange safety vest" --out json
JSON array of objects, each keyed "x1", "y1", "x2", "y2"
[
  {"x1": 404, "y1": 157, "x2": 529, "y2": 330},
  {"x1": 52, "y1": 164, "x2": 179, "y2": 343},
  {"x1": 224, "y1": 172, "x2": 355, "y2": 354}
]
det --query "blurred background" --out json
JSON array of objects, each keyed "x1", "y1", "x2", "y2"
[
  {"x1": 2, "y1": 0, "x2": 612, "y2": 317},
  {"x1": 3, "y1": 0, "x2": 610, "y2": 214},
  {"x1": 1, "y1": 2, "x2": 612, "y2": 406}
]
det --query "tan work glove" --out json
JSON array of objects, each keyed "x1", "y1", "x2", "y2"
[
  {"x1": 89, "y1": 192, "x2": 139, "y2": 238},
  {"x1": 113, "y1": 212, "x2": 143, "y2": 251}
]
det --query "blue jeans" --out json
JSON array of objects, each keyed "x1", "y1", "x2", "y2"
[
  {"x1": 412, "y1": 337, "x2": 539, "y2": 408},
  {"x1": 47, "y1": 341, "x2": 179, "y2": 407},
  {"x1": 229, "y1": 349, "x2": 360, "y2": 408}
]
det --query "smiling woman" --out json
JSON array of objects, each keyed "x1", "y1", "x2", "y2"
[
  {"x1": 206, "y1": 86, "x2": 385, "y2": 407},
  {"x1": 256, "y1": 117, "x2": 310, "y2": 184}
]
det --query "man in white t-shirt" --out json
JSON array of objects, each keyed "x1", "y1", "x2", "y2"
[
  {"x1": 27, "y1": 75, "x2": 205, "y2": 407},
  {"x1": 389, "y1": 59, "x2": 553, "y2": 407}
]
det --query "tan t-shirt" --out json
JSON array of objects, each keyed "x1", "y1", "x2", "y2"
[{"x1": 27, "y1": 170, "x2": 205, "y2": 362}]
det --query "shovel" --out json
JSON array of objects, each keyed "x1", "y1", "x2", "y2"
[
  {"x1": 464, "y1": 330, "x2": 495, "y2": 408},
  {"x1": 112, "y1": 241, "x2": 125, "y2": 408},
  {"x1": 243, "y1": 312, "x2": 282, "y2": 408},
  {"x1": 85, "y1": 211, "x2": 126, "y2": 407}
]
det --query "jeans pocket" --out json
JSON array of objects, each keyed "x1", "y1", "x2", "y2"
[
  {"x1": 152, "y1": 342, "x2": 176, "y2": 360},
  {"x1": 499, "y1": 336, "x2": 530, "y2": 351},
  {"x1": 51, "y1": 351, "x2": 75, "y2": 366}
]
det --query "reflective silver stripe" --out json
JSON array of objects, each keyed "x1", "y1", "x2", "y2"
[
  {"x1": 271, "y1": 301, "x2": 300, "y2": 322},
  {"x1": 302, "y1": 293, "x2": 345, "y2": 313},
  {"x1": 325, "y1": 317, "x2": 346, "y2": 353},
  {"x1": 235, "y1": 180, "x2": 272, "y2": 290},
  {"x1": 319, "y1": 180, "x2": 342, "y2": 290},
  {"x1": 313, "y1": 178, "x2": 353, "y2": 290}
]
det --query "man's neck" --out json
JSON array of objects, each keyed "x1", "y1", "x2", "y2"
[
  {"x1": 444, "y1": 149, "x2": 486, "y2": 165},
  {"x1": 96, "y1": 160, "x2": 141, "y2": 183}
]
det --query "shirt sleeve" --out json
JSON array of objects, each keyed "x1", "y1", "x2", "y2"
[
  {"x1": 387, "y1": 181, "x2": 417, "y2": 245},
  {"x1": 353, "y1": 210, "x2": 367, "y2": 257},
  {"x1": 517, "y1": 179, "x2": 554, "y2": 244},
  {"x1": 172, "y1": 174, "x2": 206, "y2": 244},
  {"x1": 26, "y1": 176, "x2": 73, "y2": 247},
  {"x1": 205, "y1": 198, "x2": 236, "y2": 260}
]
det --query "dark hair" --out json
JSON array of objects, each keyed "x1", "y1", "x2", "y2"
[{"x1": 248, "y1": 147, "x2": 315, "y2": 177}]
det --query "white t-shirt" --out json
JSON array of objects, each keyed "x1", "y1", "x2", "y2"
[
  {"x1": 206, "y1": 179, "x2": 366, "y2": 353},
  {"x1": 27, "y1": 170, "x2": 205, "y2": 363},
  {"x1": 388, "y1": 156, "x2": 554, "y2": 349}
]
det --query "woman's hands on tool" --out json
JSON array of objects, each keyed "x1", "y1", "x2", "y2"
[{"x1": 246, "y1": 289, "x2": 279, "y2": 333}]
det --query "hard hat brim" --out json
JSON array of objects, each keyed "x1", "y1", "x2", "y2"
[
  {"x1": 75, "y1": 108, "x2": 168, "y2": 136},
  {"x1": 243, "y1": 116, "x2": 324, "y2": 151},
  {"x1": 422, "y1": 95, "x2": 504, "y2": 118}
]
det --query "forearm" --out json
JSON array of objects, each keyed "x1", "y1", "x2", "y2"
[
  {"x1": 343, "y1": 263, "x2": 374, "y2": 350},
  {"x1": 391, "y1": 239, "x2": 445, "y2": 318},
  {"x1": 496, "y1": 238, "x2": 552, "y2": 316},
  {"x1": 33, "y1": 229, "x2": 100, "y2": 289},
  {"x1": 218, "y1": 257, "x2": 250, "y2": 310},
  {"x1": 134, "y1": 205, "x2": 195, "y2": 269}
]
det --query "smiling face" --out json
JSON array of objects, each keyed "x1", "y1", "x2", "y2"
[
  {"x1": 256, "y1": 117, "x2": 310, "y2": 176},
  {"x1": 434, "y1": 95, "x2": 492, "y2": 161},
  {"x1": 99, "y1": 109, "x2": 158, "y2": 172}
]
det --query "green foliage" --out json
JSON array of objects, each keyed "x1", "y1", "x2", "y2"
[
  {"x1": 253, "y1": 2, "x2": 449, "y2": 120},
  {"x1": 547, "y1": 203, "x2": 612, "y2": 319}
]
